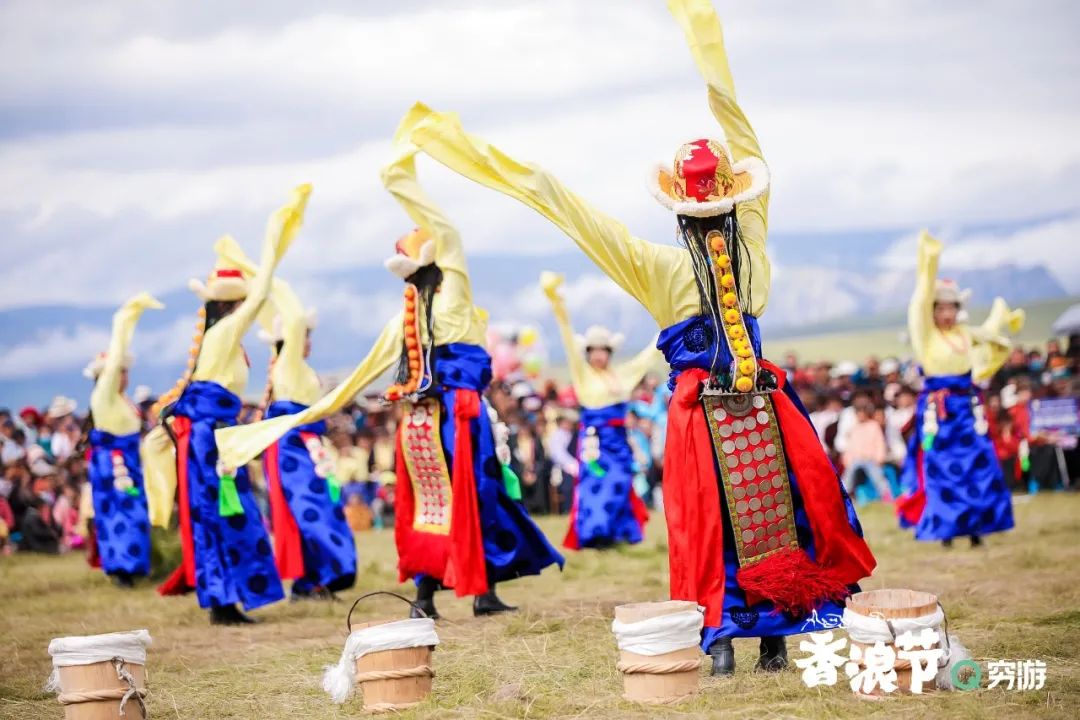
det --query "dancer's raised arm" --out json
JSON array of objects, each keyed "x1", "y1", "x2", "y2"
[
  {"x1": 409, "y1": 106, "x2": 689, "y2": 328},
  {"x1": 216, "y1": 236, "x2": 318, "y2": 402},
  {"x1": 668, "y1": 0, "x2": 771, "y2": 314},
  {"x1": 540, "y1": 272, "x2": 587, "y2": 391},
  {"x1": 193, "y1": 185, "x2": 310, "y2": 385},
  {"x1": 90, "y1": 293, "x2": 164, "y2": 428},
  {"x1": 382, "y1": 105, "x2": 471, "y2": 302},
  {"x1": 908, "y1": 230, "x2": 941, "y2": 364}
]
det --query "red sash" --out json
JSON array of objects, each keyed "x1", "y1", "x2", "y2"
[
  {"x1": 442, "y1": 390, "x2": 487, "y2": 597},
  {"x1": 157, "y1": 416, "x2": 196, "y2": 596},
  {"x1": 265, "y1": 439, "x2": 305, "y2": 580},
  {"x1": 664, "y1": 361, "x2": 876, "y2": 626}
]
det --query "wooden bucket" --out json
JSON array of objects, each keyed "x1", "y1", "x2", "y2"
[
  {"x1": 614, "y1": 600, "x2": 702, "y2": 705},
  {"x1": 846, "y1": 589, "x2": 941, "y2": 698},
  {"x1": 56, "y1": 660, "x2": 147, "y2": 720},
  {"x1": 347, "y1": 591, "x2": 435, "y2": 714}
]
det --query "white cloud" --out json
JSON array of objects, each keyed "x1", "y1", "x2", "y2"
[
  {"x1": 0, "y1": 325, "x2": 110, "y2": 379},
  {"x1": 0, "y1": 0, "x2": 1078, "y2": 321},
  {"x1": 878, "y1": 215, "x2": 1080, "y2": 293}
]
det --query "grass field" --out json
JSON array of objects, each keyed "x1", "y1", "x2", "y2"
[{"x1": 3, "y1": 494, "x2": 1079, "y2": 720}]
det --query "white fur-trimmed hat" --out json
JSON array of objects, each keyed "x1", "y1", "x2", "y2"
[
  {"x1": 257, "y1": 309, "x2": 319, "y2": 345},
  {"x1": 649, "y1": 135, "x2": 769, "y2": 218},
  {"x1": 575, "y1": 325, "x2": 625, "y2": 353},
  {"x1": 46, "y1": 395, "x2": 77, "y2": 419},
  {"x1": 384, "y1": 227, "x2": 436, "y2": 280},
  {"x1": 188, "y1": 265, "x2": 248, "y2": 302},
  {"x1": 82, "y1": 351, "x2": 135, "y2": 380},
  {"x1": 933, "y1": 279, "x2": 972, "y2": 307}
]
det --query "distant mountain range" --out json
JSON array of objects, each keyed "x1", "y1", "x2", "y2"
[{"x1": 0, "y1": 226, "x2": 1071, "y2": 409}]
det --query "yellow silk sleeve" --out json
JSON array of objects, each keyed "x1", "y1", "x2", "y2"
[
  {"x1": 615, "y1": 337, "x2": 666, "y2": 394},
  {"x1": 540, "y1": 272, "x2": 587, "y2": 391},
  {"x1": 409, "y1": 106, "x2": 694, "y2": 328},
  {"x1": 668, "y1": 0, "x2": 771, "y2": 315},
  {"x1": 382, "y1": 105, "x2": 470, "y2": 297},
  {"x1": 971, "y1": 298, "x2": 1026, "y2": 382},
  {"x1": 908, "y1": 230, "x2": 941, "y2": 368},
  {"x1": 194, "y1": 185, "x2": 310, "y2": 392},
  {"x1": 215, "y1": 315, "x2": 403, "y2": 468},
  {"x1": 141, "y1": 424, "x2": 177, "y2": 528},
  {"x1": 90, "y1": 293, "x2": 164, "y2": 435},
  {"x1": 215, "y1": 236, "x2": 321, "y2": 404}
]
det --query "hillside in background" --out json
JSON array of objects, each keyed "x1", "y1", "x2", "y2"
[{"x1": 1, "y1": 222, "x2": 1074, "y2": 407}]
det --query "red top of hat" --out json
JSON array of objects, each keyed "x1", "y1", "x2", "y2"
[{"x1": 680, "y1": 139, "x2": 734, "y2": 203}]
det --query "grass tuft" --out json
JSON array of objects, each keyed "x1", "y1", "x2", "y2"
[{"x1": 2, "y1": 495, "x2": 1078, "y2": 718}]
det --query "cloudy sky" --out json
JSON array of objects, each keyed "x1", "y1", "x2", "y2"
[{"x1": 1, "y1": 0, "x2": 1079, "y2": 401}]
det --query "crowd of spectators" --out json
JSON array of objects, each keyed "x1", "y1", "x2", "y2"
[{"x1": 2, "y1": 337, "x2": 1077, "y2": 558}]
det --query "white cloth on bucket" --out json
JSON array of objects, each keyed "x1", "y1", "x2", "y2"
[
  {"x1": 841, "y1": 605, "x2": 945, "y2": 645},
  {"x1": 611, "y1": 608, "x2": 704, "y2": 657},
  {"x1": 842, "y1": 604, "x2": 970, "y2": 690},
  {"x1": 323, "y1": 618, "x2": 439, "y2": 704},
  {"x1": 44, "y1": 629, "x2": 152, "y2": 691}
]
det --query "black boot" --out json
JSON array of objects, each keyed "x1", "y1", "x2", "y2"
[
  {"x1": 942, "y1": 537, "x2": 954, "y2": 549},
  {"x1": 757, "y1": 636, "x2": 788, "y2": 672},
  {"x1": 709, "y1": 637, "x2": 735, "y2": 676},
  {"x1": 970, "y1": 534, "x2": 983, "y2": 548},
  {"x1": 209, "y1": 603, "x2": 258, "y2": 626},
  {"x1": 473, "y1": 583, "x2": 517, "y2": 617},
  {"x1": 111, "y1": 572, "x2": 135, "y2": 589},
  {"x1": 412, "y1": 576, "x2": 440, "y2": 620}
]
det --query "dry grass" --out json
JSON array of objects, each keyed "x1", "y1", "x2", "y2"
[{"x1": 2, "y1": 494, "x2": 1079, "y2": 719}]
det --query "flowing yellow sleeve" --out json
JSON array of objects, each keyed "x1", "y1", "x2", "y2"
[
  {"x1": 141, "y1": 424, "x2": 177, "y2": 528},
  {"x1": 616, "y1": 336, "x2": 665, "y2": 393},
  {"x1": 382, "y1": 104, "x2": 469, "y2": 292},
  {"x1": 908, "y1": 230, "x2": 941, "y2": 366},
  {"x1": 971, "y1": 297, "x2": 1026, "y2": 382},
  {"x1": 90, "y1": 293, "x2": 164, "y2": 434},
  {"x1": 540, "y1": 272, "x2": 586, "y2": 391},
  {"x1": 409, "y1": 106, "x2": 689, "y2": 328},
  {"x1": 215, "y1": 315, "x2": 403, "y2": 468},
  {"x1": 668, "y1": 0, "x2": 770, "y2": 315},
  {"x1": 215, "y1": 236, "x2": 319, "y2": 403},
  {"x1": 197, "y1": 184, "x2": 310, "y2": 378}
]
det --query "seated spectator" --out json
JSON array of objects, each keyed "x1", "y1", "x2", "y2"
[
  {"x1": 840, "y1": 399, "x2": 892, "y2": 502},
  {"x1": 19, "y1": 495, "x2": 60, "y2": 554}
]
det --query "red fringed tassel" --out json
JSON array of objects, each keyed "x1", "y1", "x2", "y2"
[{"x1": 736, "y1": 546, "x2": 850, "y2": 616}]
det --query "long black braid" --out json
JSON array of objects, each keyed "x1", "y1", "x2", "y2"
[
  {"x1": 395, "y1": 264, "x2": 443, "y2": 393},
  {"x1": 676, "y1": 211, "x2": 754, "y2": 384}
]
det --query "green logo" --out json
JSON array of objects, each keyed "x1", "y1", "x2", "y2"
[{"x1": 951, "y1": 659, "x2": 982, "y2": 691}]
